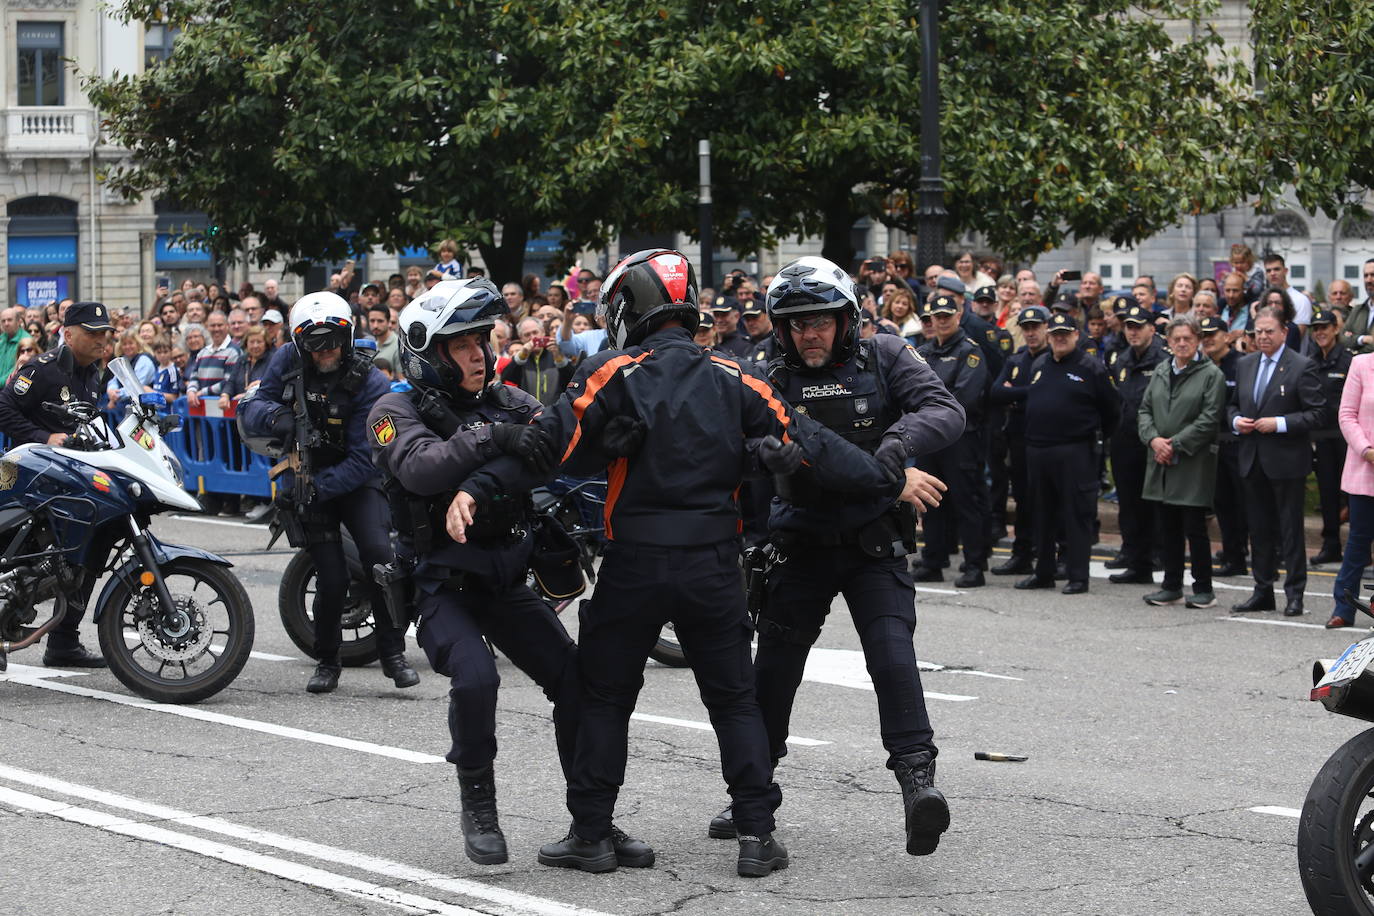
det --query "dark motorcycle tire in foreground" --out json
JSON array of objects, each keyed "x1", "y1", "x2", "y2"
[
  {"x1": 1300, "y1": 726, "x2": 1374, "y2": 915},
  {"x1": 277, "y1": 545, "x2": 380, "y2": 667},
  {"x1": 97, "y1": 557, "x2": 255, "y2": 705}
]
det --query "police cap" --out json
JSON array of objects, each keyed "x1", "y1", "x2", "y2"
[
  {"x1": 1017, "y1": 305, "x2": 1050, "y2": 326},
  {"x1": 1107, "y1": 295, "x2": 1133, "y2": 316},
  {"x1": 1122, "y1": 305, "x2": 1152, "y2": 326},
  {"x1": 1310, "y1": 307, "x2": 1337, "y2": 326},
  {"x1": 697, "y1": 310, "x2": 716, "y2": 330},
  {"x1": 1197, "y1": 315, "x2": 1225, "y2": 335},
  {"x1": 740, "y1": 300, "x2": 766, "y2": 317},
  {"x1": 972, "y1": 285, "x2": 997, "y2": 302},
  {"x1": 1047, "y1": 313, "x2": 1078, "y2": 333},
  {"x1": 923, "y1": 295, "x2": 959, "y2": 316},
  {"x1": 711, "y1": 297, "x2": 740, "y2": 314},
  {"x1": 63, "y1": 301, "x2": 115, "y2": 332}
]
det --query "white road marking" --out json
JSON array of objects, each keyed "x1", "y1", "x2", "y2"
[
  {"x1": 1250, "y1": 805, "x2": 1301, "y2": 818},
  {"x1": 118, "y1": 632, "x2": 298, "y2": 662},
  {"x1": 0, "y1": 662, "x2": 92, "y2": 680},
  {"x1": 0, "y1": 675, "x2": 445, "y2": 764},
  {"x1": 168, "y1": 514, "x2": 265, "y2": 530},
  {"x1": 804, "y1": 648, "x2": 977, "y2": 701},
  {"x1": 0, "y1": 764, "x2": 617, "y2": 916},
  {"x1": 630, "y1": 711, "x2": 829, "y2": 747},
  {"x1": 1088, "y1": 561, "x2": 1333, "y2": 600},
  {"x1": 0, "y1": 786, "x2": 487, "y2": 916},
  {"x1": 918, "y1": 660, "x2": 1023, "y2": 681},
  {"x1": 1219, "y1": 616, "x2": 1333, "y2": 631}
]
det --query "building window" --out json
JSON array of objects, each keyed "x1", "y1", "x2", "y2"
[
  {"x1": 17, "y1": 22, "x2": 64, "y2": 106},
  {"x1": 144, "y1": 22, "x2": 181, "y2": 67}
]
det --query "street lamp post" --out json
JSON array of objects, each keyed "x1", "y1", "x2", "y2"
[
  {"x1": 699, "y1": 140, "x2": 714, "y2": 289},
  {"x1": 914, "y1": 0, "x2": 946, "y2": 276}
]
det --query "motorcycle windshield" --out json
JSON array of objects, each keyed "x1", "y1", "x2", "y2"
[{"x1": 109, "y1": 356, "x2": 144, "y2": 401}]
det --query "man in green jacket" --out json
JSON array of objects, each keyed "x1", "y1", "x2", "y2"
[{"x1": 1137, "y1": 315, "x2": 1227, "y2": 609}]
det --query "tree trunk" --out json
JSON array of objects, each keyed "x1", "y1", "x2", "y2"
[
  {"x1": 477, "y1": 220, "x2": 529, "y2": 287},
  {"x1": 820, "y1": 199, "x2": 858, "y2": 271}
]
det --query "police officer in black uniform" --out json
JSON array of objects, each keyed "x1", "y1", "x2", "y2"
[
  {"x1": 910, "y1": 294, "x2": 991, "y2": 587},
  {"x1": 0, "y1": 301, "x2": 114, "y2": 667},
  {"x1": 1104, "y1": 305, "x2": 1167, "y2": 585},
  {"x1": 1303, "y1": 307, "x2": 1353, "y2": 564},
  {"x1": 711, "y1": 297, "x2": 754, "y2": 359},
  {"x1": 1199, "y1": 316, "x2": 1248, "y2": 576},
  {"x1": 987, "y1": 305, "x2": 1051, "y2": 575},
  {"x1": 1016, "y1": 313, "x2": 1121, "y2": 594},
  {"x1": 449, "y1": 250, "x2": 916, "y2": 877},
  {"x1": 363, "y1": 278, "x2": 650, "y2": 868},
  {"x1": 239, "y1": 291, "x2": 418, "y2": 694},
  {"x1": 707, "y1": 256, "x2": 966, "y2": 857},
  {"x1": 972, "y1": 285, "x2": 1015, "y2": 544},
  {"x1": 740, "y1": 300, "x2": 779, "y2": 364}
]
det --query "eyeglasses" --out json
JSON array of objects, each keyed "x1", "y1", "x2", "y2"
[{"x1": 787, "y1": 315, "x2": 836, "y2": 333}]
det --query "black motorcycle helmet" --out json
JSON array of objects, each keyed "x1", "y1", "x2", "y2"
[
  {"x1": 600, "y1": 249, "x2": 700, "y2": 349},
  {"x1": 398, "y1": 278, "x2": 506, "y2": 403},
  {"x1": 766, "y1": 256, "x2": 862, "y2": 370}
]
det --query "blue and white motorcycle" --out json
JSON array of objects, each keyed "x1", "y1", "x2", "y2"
[{"x1": 0, "y1": 357, "x2": 253, "y2": 703}]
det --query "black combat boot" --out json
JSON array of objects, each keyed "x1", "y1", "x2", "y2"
[
  {"x1": 457, "y1": 766, "x2": 508, "y2": 865},
  {"x1": 737, "y1": 831, "x2": 789, "y2": 877},
  {"x1": 380, "y1": 653, "x2": 420, "y2": 688},
  {"x1": 708, "y1": 804, "x2": 736, "y2": 839},
  {"x1": 306, "y1": 660, "x2": 341, "y2": 694},
  {"x1": 610, "y1": 825, "x2": 655, "y2": 867},
  {"x1": 537, "y1": 828, "x2": 617, "y2": 872},
  {"x1": 893, "y1": 752, "x2": 950, "y2": 856}
]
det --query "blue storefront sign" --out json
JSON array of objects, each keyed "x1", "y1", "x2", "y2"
[
  {"x1": 155, "y1": 233, "x2": 213, "y2": 267},
  {"x1": 15, "y1": 275, "x2": 69, "y2": 307},
  {"x1": 8, "y1": 235, "x2": 78, "y2": 268}
]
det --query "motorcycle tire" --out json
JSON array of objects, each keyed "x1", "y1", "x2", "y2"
[
  {"x1": 1299, "y1": 725, "x2": 1374, "y2": 915},
  {"x1": 97, "y1": 557, "x2": 255, "y2": 705},
  {"x1": 648, "y1": 623, "x2": 688, "y2": 668},
  {"x1": 278, "y1": 549, "x2": 381, "y2": 667}
]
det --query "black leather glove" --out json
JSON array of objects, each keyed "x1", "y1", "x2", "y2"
[
  {"x1": 270, "y1": 410, "x2": 294, "y2": 439},
  {"x1": 601, "y1": 416, "x2": 647, "y2": 458},
  {"x1": 758, "y1": 435, "x2": 802, "y2": 475},
  {"x1": 490, "y1": 422, "x2": 555, "y2": 475},
  {"x1": 874, "y1": 437, "x2": 908, "y2": 483}
]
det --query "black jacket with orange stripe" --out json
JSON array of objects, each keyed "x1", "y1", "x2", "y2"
[{"x1": 458, "y1": 326, "x2": 902, "y2": 548}]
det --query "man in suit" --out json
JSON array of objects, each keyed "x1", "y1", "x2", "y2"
[
  {"x1": 1228, "y1": 308, "x2": 1327, "y2": 616},
  {"x1": 1340, "y1": 258, "x2": 1374, "y2": 356}
]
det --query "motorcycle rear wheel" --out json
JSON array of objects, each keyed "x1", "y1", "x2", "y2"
[
  {"x1": 648, "y1": 623, "x2": 687, "y2": 667},
  {"x1": 278, "y1": 549, "x2": 380, "y2": 667},
  {"x1": 1299, "y1": 726, "x2": 1374, "y2": 915},
  {"x1": 97, "y1": 558, "x2": 255, "y2": 704}
]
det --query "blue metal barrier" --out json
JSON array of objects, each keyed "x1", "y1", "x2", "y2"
[{"x1": 164, "y1": 399, "x2": 274, "y2": 499}]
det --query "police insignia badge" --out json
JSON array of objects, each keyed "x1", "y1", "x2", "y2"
[
  {"x1": 795, "y1": 404, "x2": 809, "y2": 415},
  {"x1": 967, "y1": 353, "x2": 981, "y2": 368},
  {"x1": 13, "y1": 376, "x2": 31, "y2": 396},
  {"x1": 1032, "y1": 369, "x2": 1042, "y2": 384},
  {"x1": 371, "y1": 415, "x2": 397, "y2": 445},
  {"x1": 855, "y1": 398, "x2": 869, "y2": 414},
  {"x1": 906, "y1": 345, "x2": 926, "y2": 363},
  {"x1": 1119, "y1": 369, "x2": 1128, "y2": 382},
  {"x1": 60, "y1": 386, "x2": 71, "y2": 402},
  {"x1": 986, "y1": 330, "x2": 996, "y2": 342},
  {"x1": 1011, "y1": 366, "x2": 1019, "y2": 380}
]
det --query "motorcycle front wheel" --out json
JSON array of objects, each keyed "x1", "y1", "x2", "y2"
[
  {"x1": 648, "y1": 623, "x2": 687, "y2": 667},
  {"x1": 97, "y1": 557, "x2": 255, "y2": 704},
  {"x1": 277, "y1": 549, "x2": 380, "y2": 667},
  {"x1": 1299, "y1": 726, "x2": 1374, "y2": 915}
]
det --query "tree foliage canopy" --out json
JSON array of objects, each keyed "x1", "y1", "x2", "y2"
[{"x1": 86, "y1": 0, "x2": 1356, "y2": 279}]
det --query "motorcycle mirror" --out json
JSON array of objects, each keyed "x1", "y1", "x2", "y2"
[{"x1": 156, "y1": 415, "x2": 182, "y2": 435}]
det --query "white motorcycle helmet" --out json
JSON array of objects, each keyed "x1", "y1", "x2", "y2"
[
  {"x1": 288, "y1": 291, "x2": 354, "y2": 357},
  {"x1": 398, "y1": 277, "x2": 506, "y2": 396}
]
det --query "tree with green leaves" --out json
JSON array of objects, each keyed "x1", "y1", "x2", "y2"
[{"x1": 90, "y1": 0, "x2": 1263, "y2": 281}]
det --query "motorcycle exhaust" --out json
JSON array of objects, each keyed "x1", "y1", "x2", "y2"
[{"x1": 1314, "y1": 659, "x2": 1340, "y2": 685}]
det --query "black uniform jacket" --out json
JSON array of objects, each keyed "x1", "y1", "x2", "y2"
[
  {"x1": 0, "y1": 345, "x2": 102, "y2": 445},
  {"x1": 1024, "y1": 347, "x2": 1121, "y2": 446},
  {"x1": 459, "y1": 327, "x2": 903, "y2": 547}
]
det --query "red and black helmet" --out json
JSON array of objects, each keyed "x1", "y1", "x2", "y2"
[{"x1": 599, "y1": 249, "x2": 700, "y2": 349}]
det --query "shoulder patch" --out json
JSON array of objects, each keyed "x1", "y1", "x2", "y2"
[
  {"x1": 1011, "y1": 365, "x2": 1019, "y2": 380},
  {"x1": 967, "y1": 352, "x2": 981, "y2": 369},
  {"x1": 370, "y1": 414, "x2": 396, "y2": 445},
  {"x1": 13, "y1": 375, "x2": 32, "y2": 396},
  {"x1": 985, "y1": 329, "x2": 996, "y2": 342},
  {"x1": 906, "y1": 344, "x2": 926, "y2": 363}
]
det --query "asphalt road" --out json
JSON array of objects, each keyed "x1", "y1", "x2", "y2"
[{"x1": 0, "y1": 512, "x2": 1364, "y2": 915}]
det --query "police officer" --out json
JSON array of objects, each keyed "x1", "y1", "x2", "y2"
[
  {"x1": 708, "y1": 257, "x2": 966, "y2": 857},
  {"x1": 972, "y1": 286, "x2": 1015, "y2": 544},
  {"x1": 1199, "y1": 316, "x2": 1248, "y2": 576},
  {"x1": 1303, "y1": 307, "x2": 1353, "y2": 565},
  {"x1": 449, "y1": 250, "x2": 918, "y2": 877},
  {"x1": 239, "y1": 292, "x2": 419, "y2": 694},
  {"x1": 910, "y1": 294, "x2": 991, "y2": 587},
  {"x1": 0, "y1": 301, "x2": 114, "y2": 667},
  {"x1": 987, "y1": 305, "x2": 1051, "y2": 575},
  {"x1": 739, "y1": 300, "x2": 778, "y2": 364},
  {"x1": 711, "y1": 297, "x2": 753, "y2": 358},
  {"x1": 1016, "y1": 313, "x2": 1120, "y2": 594},
  {"x1": 364, "y1": 279, "x2": 642, "y2": 868},
  {"x1": 1104, "y1": 305, "x2": 1167, "y2": 585}
]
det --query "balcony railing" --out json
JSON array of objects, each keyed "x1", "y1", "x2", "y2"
[{"x1": 4, "y1": 107, "x2": 97, "y2": 155}]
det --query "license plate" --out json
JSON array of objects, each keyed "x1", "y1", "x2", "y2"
[{"x1": 1317, "y1": 639, "x2": 1374, "y2": 688}]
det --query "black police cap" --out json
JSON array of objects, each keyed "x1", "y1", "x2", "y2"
[
  {"x1": 1197, "y1": 315, "x2": 1225, "y2": 335},
  {"x1": 1122, "y1": 306, "x2": 1152, "y2": 326},
  {"x1": 1108, "y1": 295, "x2": 1133, "y2": 316},
  {"x1": 923, "y1": 295, "x2": 959, "y2": 316},
  {"x1": 711, "y1": 297, "x2": 740, "y2": 313},
  {"x1": 972, "y1": 285, "x2": 997, "y2": 302},
  {"x1": 1047, "y1": 313, "x2": 1078, "y2": 333},
  {"x1": 1310, "y1": 308, "x2": 1337, "y2": 326},
  {"x1": 63, "y1": 301, "x2": 115, "y2": 332},
  {"x1": 697, "y1": 310, "x2": 715, "y2": 330},
  {"x1": 1017, "y1": 305, "x2": 1050, "y2": 326}
]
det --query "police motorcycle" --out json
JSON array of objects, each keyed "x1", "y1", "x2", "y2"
[
  {"x1": 1300, "y1": 593, "x2": 1374, "y2": 914},
  {"x1": 0, "y1": 357, "x2": 254, "y2": 703}
]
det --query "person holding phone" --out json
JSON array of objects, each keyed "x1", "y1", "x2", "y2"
[{"x1": 499, "y1": 316, "x2": 573, "y2": 405}]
